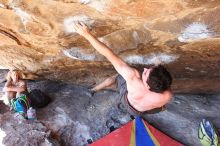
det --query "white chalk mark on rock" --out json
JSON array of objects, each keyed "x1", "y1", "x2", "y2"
[
  {"x1": 80, "y1": 0, "x2": 91, "y2": 4},
  {"x1": 86, "y1": 1, "x2": 107, "y2": 12},
  {"x1": 63, "y1": 49, "x2": 177, "y2": 65},
  {"x1": 0, "y1": 3, "x2": 5, "y2": 8},
  {"x1": 178, "y1": 22, "x2": 213, "y2": 42},
  {"x1": 124, "y1": 53, "x2": 179, "y2": 65},
  {"x1": 185, "y1": 67, "x2": 195, "y2": 71},
  {"x1": 63, "y1": 47, "x2": 96, "y2": 61},
  {"x1": 0, "y1": 65, "x2": 8, "y2": 69},
  {"x1": 63, "y1": 15, "x2": 95, "y2": 34},
  {"x1": 132, "y1": 31, "x2": 141, "y2": 44},
  {"x1": 13, "y1": 7, "x2": 32, "y2": 25}
]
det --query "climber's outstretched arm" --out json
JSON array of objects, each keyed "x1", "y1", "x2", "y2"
[{"x1": 73, "y1": 23, "x2": 138, "y2": 81}]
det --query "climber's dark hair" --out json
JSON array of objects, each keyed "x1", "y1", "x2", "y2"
[{"x1": 147, "y1": 65, "x2": 172, "y2": 93}]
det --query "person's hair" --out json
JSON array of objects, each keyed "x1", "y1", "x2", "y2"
[
  {"x1": 146, "y1": 65, "x2": 172, "y2": 93},
  {"x1": 6, "y1": 70, "x2": 22, "y2": 81}
]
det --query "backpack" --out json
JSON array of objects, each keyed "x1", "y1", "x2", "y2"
[
  {"x1": 10, "y1": 94, "x2": 30, "y2": 115},
  {"x1": 28, "y1": 89, "x2": 51, "y2": 108},
  {"x1": 198, "y1": 119, "x2": 219, "y2": 146}
]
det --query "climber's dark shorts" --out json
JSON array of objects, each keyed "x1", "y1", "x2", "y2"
[{"x1": 116, "y1": 75, "x2": 165, "y2": 116}]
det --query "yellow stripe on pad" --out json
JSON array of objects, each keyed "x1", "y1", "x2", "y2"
[
  {"x1": 142, "y1": 119, "x2": 161, "y2": 146},
  {"x1": 130, "y1": 120, "x2": 136, "y2": 146}
]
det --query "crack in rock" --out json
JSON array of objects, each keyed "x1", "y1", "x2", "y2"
[{"x1": 0, "y1": 24, "x2": 31, "y2": 46}]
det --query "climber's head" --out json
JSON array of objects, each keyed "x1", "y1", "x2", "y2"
[{"x1": 142, "y1": 65, "x2": 172, "y2": 93}]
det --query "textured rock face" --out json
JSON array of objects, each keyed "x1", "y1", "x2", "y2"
[
  {"x1": 0, "y1": 111, "x2": 60, "y2": 146},
  {"x1": 0, "y1": 0, "x2": 220, "y2": 93},
  {"x1": 1, "y1": 80, "x2": 219, "y2": 146}
]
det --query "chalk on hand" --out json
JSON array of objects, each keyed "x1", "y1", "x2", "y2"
[{"x1": 63, "y1": 15, "x2": 94, "y2": 34}]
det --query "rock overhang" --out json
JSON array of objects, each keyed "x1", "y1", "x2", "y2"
[{"x1": 0, "y1": 0, "x2": 219, "y2": 93}]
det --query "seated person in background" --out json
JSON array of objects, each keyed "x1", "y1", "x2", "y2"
[
  {"x1": 3, "y1": 70, "x2": 27, "y2": 106},
  {"x1": 73, "y1": 23, "x2": 173, "y2": 116}
]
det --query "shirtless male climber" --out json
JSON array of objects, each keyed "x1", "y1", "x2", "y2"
[{"x1": 73, "y1": 23, "x2": 173, "y2": 116}]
